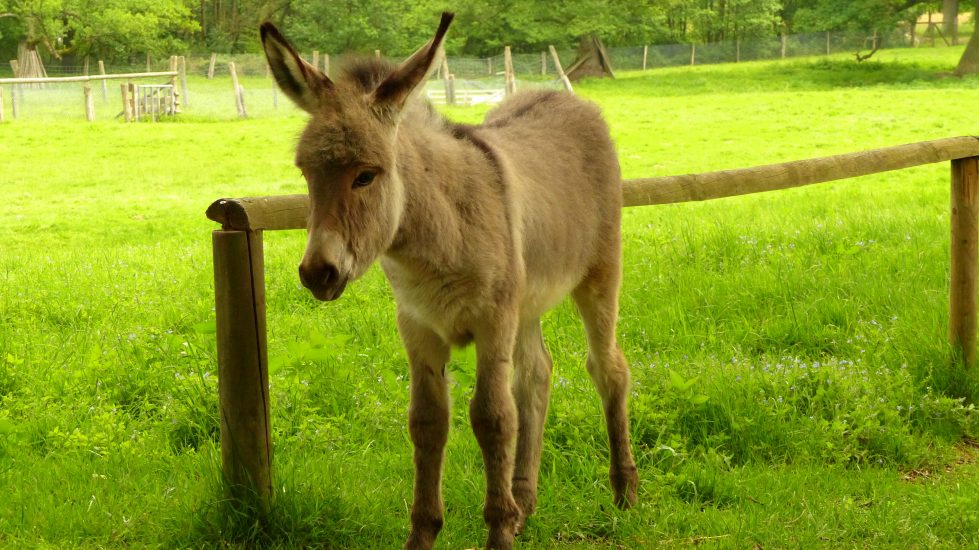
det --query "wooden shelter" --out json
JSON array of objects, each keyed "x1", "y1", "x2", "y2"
[{"x1": 565, "y1": 35, "x2": 614, "y2": 82}]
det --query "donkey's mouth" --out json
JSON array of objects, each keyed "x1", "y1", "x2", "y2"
[{"x1": 310, "y1": 278, "x2": 348, "y2": 301}]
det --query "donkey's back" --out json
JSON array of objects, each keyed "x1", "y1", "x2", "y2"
[{"x1": 468, "y1": 89, "x2": 623, "y2": 318}]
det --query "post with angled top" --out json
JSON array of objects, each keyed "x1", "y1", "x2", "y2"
[
  {"x1": 212, "y1": 228, "x2": 274, "y2": 513},
  {"x1": 208, "y1": 53, "x2": 217, "y2": 79},
  {"x1": 503, "y1": 46, "x2": 516, "y2": 96},
  {"x1": 323, "y1": 53, "x2": 330, "y2": 78},
  {"x1": 950, "y1": 156, "x2": 979, "y2": 368},
  {"x1": 229, "y1": 62, "x2": 246, "y2": 118},
  {"x1": 548, "y1": 45, "x2": 573, "y2": 93}
]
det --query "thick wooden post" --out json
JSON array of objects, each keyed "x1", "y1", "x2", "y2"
[
  {"x1": 212, "y1": 229, "x2": 273, "y2": 511},
  {"x1": 950, "y1": 157, "x2": 979, "y2": 368},
  {"x1": 323, "y1": 53, "x2": 330, "y2": 78},
  {"x1": 120, "y1": 84, "x2": 131, "y2": 122},
  {"x1": 208, "y1": 53, "x2": 217, "y2": 79}
]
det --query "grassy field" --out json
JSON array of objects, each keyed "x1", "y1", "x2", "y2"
[{"x1": 4, "y1": 45, "x2": 979, "y2": 548}]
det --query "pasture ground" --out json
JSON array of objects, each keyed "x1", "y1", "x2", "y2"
[{"x1": 4, "y1": 45, "x2": 979, "y2": 547}]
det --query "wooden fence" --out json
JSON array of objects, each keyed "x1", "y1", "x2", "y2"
[
  {"x1": 205, "y1": 135, "x2": 979, "y2": 510},
  {"x1": 0, "y1": 59, "x2": 185, "y2": 121}
]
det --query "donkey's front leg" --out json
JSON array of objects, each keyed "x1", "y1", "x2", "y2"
[
  {"x1": 398, "y1": 313, "x2": 452, "y2": 550},
  {"x1": 471, "y1": 318, "x2": 522, "y2": 550}
]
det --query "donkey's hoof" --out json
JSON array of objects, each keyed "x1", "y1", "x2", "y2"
[
  {"x1": 404, "y1": 530, "x2": 436, "y2": 550},
  {"x1": 611, "y1": 465, "x2": 639, "y2": 509},
  {"x1": 486, "y1": 529, "x2": 516, "y2": 550},
  {"x1": 512, "y1": 483, "x2": 537, "y2": 532}
]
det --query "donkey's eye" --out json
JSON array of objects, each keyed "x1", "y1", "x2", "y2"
[{"x1": 352, "y1": 170, "x2": 376, "y2": 188}]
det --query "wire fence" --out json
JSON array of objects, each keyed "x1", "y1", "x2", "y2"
[{"x1": 0, "y1": 28, "x2": 948, "y2": 122}]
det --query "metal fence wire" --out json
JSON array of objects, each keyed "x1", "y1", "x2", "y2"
[{"x1": 0, "y1": 28, "x2": 939, "y2": 121}]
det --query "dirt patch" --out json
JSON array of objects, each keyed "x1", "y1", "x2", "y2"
[{"x1": 902, "y1": 437, "x2": 979, "y2": 482}]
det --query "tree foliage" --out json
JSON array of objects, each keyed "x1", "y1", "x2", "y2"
[
  {"x1": 0, "y1": 0, "x2": 198, "y2": 61},
  {"x1": 0, "y1": 0, "x2": 975, "y2": 66}
]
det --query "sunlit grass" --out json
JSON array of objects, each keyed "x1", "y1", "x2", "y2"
[{"x1": 3, "y1": 44, "x2": 979, "y2": 547}]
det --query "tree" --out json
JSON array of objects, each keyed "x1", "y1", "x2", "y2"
[
  {"x1": 955, "y1": 0, "x2": 979, "y2": 74},
  {"x1": 943, "y1": 0, "x2": 958, "y2": 45},
  {"x1": 0, "y1": 0, "x2": 198, "y2": 65}
]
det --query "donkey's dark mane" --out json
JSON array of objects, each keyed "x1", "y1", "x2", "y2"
[{"x1": 340, "y1": 57, "x2": 398, "y2": 93}]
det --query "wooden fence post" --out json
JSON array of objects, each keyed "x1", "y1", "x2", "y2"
[
  {"x1": 179, "y1": 56, "x2": 189, "y2": 107},
  {"x1": 503, "y1": 46, "x2": 516, "y2": 96},
  {"x1": 212, "y1": 229, "x2": 274, "y2": 512},
  {"x1": 9, "y1": 60, "x2": 19, "y2": 119},
  {"x1": 98, "y1": 60, "x2": 107, "y2": 101},
  {"x1": 229, "y1": 62, "x2": 247, "y2": 118},
  {"x1": 642, "y1": 45, "x2": 648, "y2": 70},
  {"x1": 487, "y1": 57, "x2": 493, "y2": 75},
  {"x1": 541, "y1": 51, "x2": 547, "y2": 75},
  {"x1": 120, "y1": 83, "x2": 131, "y2": 122},
  {"x1": 691, "y1": 43, "x2": 697, "y2": 65},
  {"x1": 323, "y1": 53, "x2": 330, "y2": 78},
  {"x1": 442, "y1": 56, "x2": 454, "y2": 105},
  {"x1": 146, "y1": 53, "x2": 152, "y2": 72},
  {"x1": 169, "y1": 56, "x2": 181, "y2": 113},
  {"x1": 312, "y1": 50, "x2": 319, "y2": 71},
  {"x1": 826, "y1": 31, "x2": 832, "y2": 55},
  {"x1": 84, "y1": 84, "x2": 94, "y2": 121},
  {"x1": 83, "y1": 56, "x2": 90, "y2": 76},
  {"x1": 781, "y1": 35, "x2": 787, "y2": 59},
  {"x1": 950, "y1": 156, "x2": 979, "y2": 368},
  {"x1": 128, "y1": 82, "x2": 138, "y2": 121},
  {"x1": 208, "y1": 53, "x2": 218, "y2": 79},
  {"x1": 374, "y1": 49, "x2": 381, "y2": 59},
  {"x1": 548, "y1": 45, "x2": 574, "y2": 93}
]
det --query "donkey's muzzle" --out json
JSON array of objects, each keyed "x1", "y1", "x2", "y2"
[{"x1": 298, "y1": 261, "x2": 347, "y2": 301}]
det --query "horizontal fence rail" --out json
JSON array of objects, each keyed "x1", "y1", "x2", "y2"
[
  {"x1": 206, "y1": 134, "x2": 979, "y2": 511},
  {"x1": 0, "y1": 71, "x2": 178, "y2": 85},
  {"x1": 207, "y1": 136, "x2": 979, "y2": 231}
]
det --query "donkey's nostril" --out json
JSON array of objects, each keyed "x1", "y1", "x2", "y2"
[
  {"x1": 321, "y1": 264, "x2": 339, "y2": 288},
  {"x1": 299, "y1": 262, "x2": 340, "y2": 291}
]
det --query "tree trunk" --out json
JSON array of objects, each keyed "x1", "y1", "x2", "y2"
[
  {"x1": 955, "y1": 1, "x2": 979, "y2": 75},
  {"x1": 943, "y1": 0, "x2": 959, "y2": 45}
]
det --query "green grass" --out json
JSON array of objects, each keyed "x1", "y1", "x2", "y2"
[{"x1": 4, "y1": 45, "x2": 979, "y2": 548}]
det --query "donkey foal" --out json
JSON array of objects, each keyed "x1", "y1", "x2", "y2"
[{"x1": 262, "y1": 12, "x2": 638, "y2": 549}]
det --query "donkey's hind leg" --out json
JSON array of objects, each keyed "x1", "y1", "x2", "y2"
[
  {"x1": 572, "y1": 265, "x2": 639, "y2": 509},
  {"x1": 511, "y1": 318, "x2": 553, "y2": 528},
  {"x1": 398, "y1": 312, "x2": 452, "y2": 550}
]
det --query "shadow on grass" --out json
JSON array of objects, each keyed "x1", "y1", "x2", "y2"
[{"x1": 175, "y1": 476, "x2": 403, "y2": 548}]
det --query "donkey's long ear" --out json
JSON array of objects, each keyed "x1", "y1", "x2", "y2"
[
  {"x1": 260, "y1": 21, "x2": 332, "y2": 113},
  {"x1": 372, "y1": 12, "x2": 454, "y2": 111}
]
